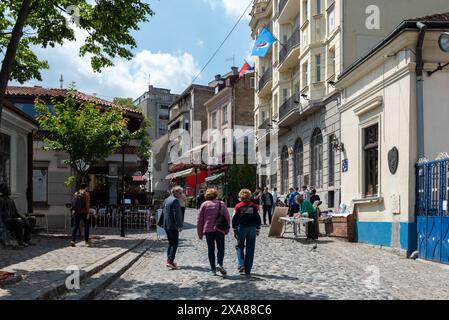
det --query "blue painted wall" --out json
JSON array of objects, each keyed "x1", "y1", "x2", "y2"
[
  {"x1": 355, "y1": 221, "x2": 417, "y2": 254},
  {"x1": 355, "y1": 222, "x2": 392, "y2": 247}
]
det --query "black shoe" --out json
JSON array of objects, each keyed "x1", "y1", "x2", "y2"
[{"x1": 238, "y1": 267, "x2": 245, "y2": 275}]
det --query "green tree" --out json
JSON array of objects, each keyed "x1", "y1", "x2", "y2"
[
  {"x1": 0, "y1": 0, "x2": 154, "y2": 127},
  {"x1": 226, "y1": 164, "x2": 257, "y2": 206},
  {"x1": 35, "y1": 89, "x2": 129, "y2": 185},
  {"x1": 113, "y1": 97, "x2": 139, "y2": 110}
]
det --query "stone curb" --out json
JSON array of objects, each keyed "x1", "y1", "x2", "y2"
[
  {"x1": 64, "y1": 239, "x2": 155, "y2": 300},
  {"x1": 34, "y1": 238, "x2": 147, "y2": 300}
]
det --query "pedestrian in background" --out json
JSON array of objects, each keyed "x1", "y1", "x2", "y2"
[
  {"x1": 197, "y1": 188, "x2": 230, "y2": 276},
  {"x1": 261, "y1": 187, "x2": 274, "y2": 226},
  {"x1": 302, "y1": 186, "x2": 311, "y2": 201},
  {"x1": 232, "y1": 189, "x2": 261, "y2": 276},
  {"x1": 178, "y1": 188, "x2": 187, "y2": 221},
  {"x1": 287, "y1": 187, "x2": 299, "y2": 217},
  {"x1": 251, "y1": 187, "x2": 262, "y2": 206},
  {"x1": 161, "y1": 186, "x2": 185, "y2": 270},
  {"x1": 70, "y1": 183, "x2": 92, "y2": 247},
  {"x1": 196, "y1": 190, "x2": 206, "y2": 209}
]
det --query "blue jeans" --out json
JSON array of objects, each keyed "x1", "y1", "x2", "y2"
[
  {"x1": 235, "y1": 226, "x2": 257, "y2": 274},
  {"x1": 205, "y1": 231, "x2": 225, "y2": 271},
  {"x1": 165, "y1": 229, "x2": 179, "y2": 262}
]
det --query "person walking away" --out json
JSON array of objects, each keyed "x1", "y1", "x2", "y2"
[
  {"x1": 197, "y1": 188, "x2": 230, "y2": 276},
  {"x1": 295, "y1": 193, "x2": 317, "y2": 241},
  {"x1": 0, "y1": 182, "x2": 35, "y2": 247},
  {"x1": 251, "y1": 187, "x2": 262, "y2": 206},
  {"x1": 232, "y1": 189, "x2": 261, "y2": 276},
  {"x1": 271, "y1": 188, "x2": 278, "y2": 209},
  {"x1": 71, "y1": 183, "x2": 92, "y2": 247},
  {"x1": 287, "y1": 188, "x2": 299, "y2": 217},
  {"x1": 162, "y1": 186, "x2": 185, "y2": 269},
  {"x1": 261, "y1": 187, "x2": 274, "y2": 226},
  {"x1": 196, "y1": 190, "x2": 206, "y2": 209}
]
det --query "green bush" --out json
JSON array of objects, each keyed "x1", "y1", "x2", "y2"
[{"x1": 186, "y1": 196, "x2": 197, "y2": 208}]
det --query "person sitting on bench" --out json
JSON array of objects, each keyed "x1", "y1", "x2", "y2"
[{"x1": 0, "y1": 182, "x2": 36, "y2": 247}]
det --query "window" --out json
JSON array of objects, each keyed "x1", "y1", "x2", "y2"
[
  {"x1": 185, "y1": 121, "x2": 190, "y2": 131},
  {"x1": 316, "y1": 0, "x2": 321, "y2": 15},
  {"x1": 159, "y1": 121, "x2": 168, "y2": 135},
  {"x1": 33, "y1": 168, "x2": 48, "y2": 205},
  {"x1": 364, "y1": 124, "x2": 379, "y2": 197},
  {"x1": 315, "y1": 54, "x2": 321, "y2": 83},
  {"x1": 302, "y1": 62, "x2": 309, "y2": 87},
  {"x1": 328, "y1": 134, "x2": 335, "y2": 187},
  {"x1": 327, "y1": 3, "x2": 335, "y2": 33},
  {"x1": 328, "y1": 48, "x2": 336, "y2": 77},
  {"x1": 281, "y1": 146, "x2": 289, "y2": 194},
  {"x1": 0, "y1": 133, "x2": 11, "y2": 188},
  {"x1": 303, "y1": 0, "x2": 309, "y2": 21},
  {"x1": 212, "y1": 112, "x2": 217, "y2": 129},
  {"x1": 293, "y1": 139, "x2": 304, "y2": 189},
  {"x1": 223, "y1": 105, "x2": 228, "y2": 124},
  {"x1": 328, "y1": 190, "x2": 335, "y2": 208},
  {"x1": 311, "y1": 128, "x2": 323, "y2": 188}
]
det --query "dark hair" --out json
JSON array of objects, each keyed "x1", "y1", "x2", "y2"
[
  {"x1": 311, "y1": 189, "x2": 317, "y2": 194},
  {"x1": 0, "y1": 182, "x2": 11, "y2": 197},
  {"x1": 80, "y1": 183, "x2": 88, "y2": 189}
]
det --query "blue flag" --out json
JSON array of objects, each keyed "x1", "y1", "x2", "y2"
[{"x1": 252, "y1": 27, "x2": 277, "y2": 58}]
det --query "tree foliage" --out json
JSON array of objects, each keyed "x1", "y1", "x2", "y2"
[
  {"x1": 35, "y1": 89, "x2": 129, "y2": 185},
  {"x1": 113, "y1": 97, "x2": 138, "y2": 110}
]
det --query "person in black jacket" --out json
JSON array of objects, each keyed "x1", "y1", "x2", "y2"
[
  {"x1": 261, "y1": 187, "x2": 274, "y2": 226},
  {"x1": 232, "y1": 189, "x2": 261, "y2": 276},
  {"x1": 196, "y1": 190, "x2": 206, "y2": 209}
]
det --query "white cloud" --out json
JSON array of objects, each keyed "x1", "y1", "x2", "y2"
[
  {"x1": 204, "y1": 0, "x2": 253, "y2": 20},
  {"x1": 18, "y1": 29, "x2": 200, "y2": 100}
]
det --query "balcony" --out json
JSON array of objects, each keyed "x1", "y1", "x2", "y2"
[
  {"x1": 250, "y1": 0, "x2": 272, "y2": 30},
  {"x1": 278, "y1": 0, "x2": 288, "y2": 16},
  {"x1": 279, "y1": 28, "x2": 300, "y2": 70},
  {"x1": 258, "y1": 118, "x2": 271, "y2": 131},
  {"x1": 278, "y1": 94, "x2": 324, "y2": 132},
  {"x1": 279, "y1": 93, "x2": 300, "y2": 122},
  {"x1": 258, "y1": 68, "x2": 272, "y2": 97}
]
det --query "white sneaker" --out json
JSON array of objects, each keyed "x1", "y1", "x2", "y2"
[{"x1": 216, "y1": 265, "x2": 227, "y2": 275}]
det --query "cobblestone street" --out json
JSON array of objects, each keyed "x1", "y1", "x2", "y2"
[{"x1": 98, "y1": 209, "x2": 449, "y2": 300}]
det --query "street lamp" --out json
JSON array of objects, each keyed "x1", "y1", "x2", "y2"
[
  {"x1": 120, "y1": 138, "x2": 130, "y2": 237},
  {"x1": 439, "y1": 32, "x2": 449, "y2": 53}
]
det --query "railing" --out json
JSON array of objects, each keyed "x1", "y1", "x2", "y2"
[
  {"x1": 72, "y1": 205, "x2": 154, "y2": 231},
  {"x1": 279, "y1": 28, "x2": 300, "y2": 64},
  {"x1": 258, "y1": 68, "x2": 272, "y2": 92},
  {"x1": 279, "y1": 93, "x2": 300, "y2": 120},
  {"x1": 258, "y1": 118, "x2": 271, "y2": 131},
  {"x1": 278, "y1": 0, "x2": 288, "y2": 15}
]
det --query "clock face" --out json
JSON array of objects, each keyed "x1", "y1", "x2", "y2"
[{"x1": 439, "y1": 33, "x2": 449, "y2": 53}]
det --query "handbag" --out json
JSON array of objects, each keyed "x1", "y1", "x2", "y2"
[{"x1": 215, "y1": 201, "x2": 230, "y2": 232}]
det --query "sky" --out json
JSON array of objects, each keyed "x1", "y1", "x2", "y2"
[{"x1": 12, "y1": 0, "x2": 255, "y2": 101}]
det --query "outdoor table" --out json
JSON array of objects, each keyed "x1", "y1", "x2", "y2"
[{"x1": 280, "y1": 216, "x2": 315, "y2": 238}]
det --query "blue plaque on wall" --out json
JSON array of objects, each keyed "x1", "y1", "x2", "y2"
[{"x1": 342, "y1": 159, "x2": 349, "y2": 173}]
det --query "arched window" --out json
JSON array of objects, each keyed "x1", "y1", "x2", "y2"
[
  {"x1": 310, "y1": 128, "x2": 323, "y2": 189},
  {"x1": 293, "y1": 138, "x2": 304, "y2": 189},
  {"x1": 281, "y1": 146, "x2": 289, "y2": 194}
]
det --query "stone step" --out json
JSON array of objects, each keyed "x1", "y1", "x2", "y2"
[
  {"x1": 61, "y1": 240, "x2": 152, "y2": 300},
  {"x1": 36, "y1": 238, "x2": 147, "y2": 300}
]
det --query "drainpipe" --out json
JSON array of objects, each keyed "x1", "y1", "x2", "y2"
[{"x1": 416, "y1": 22, "x2": 427, "y2": 161}]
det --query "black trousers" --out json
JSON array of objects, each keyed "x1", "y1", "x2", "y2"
[
  {"x1": 306, "y1": 214, "x2": 318, "y2": 240},
  {"x1": 262, "y1": 205, "x2": 273, "y2": 224},
  {"x1": 6, "y1": 217, "x2": 33, "y2": 244},
  {"x1": 72, "y1": 213, "x2": 90, "y2": 242},
  {"x1": 205, "y1": 231, "x2": 225, "y2": 271}
]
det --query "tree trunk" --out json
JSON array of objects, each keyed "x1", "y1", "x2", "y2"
[{"x1": 0, "y1": 0, "x2": 32, "y2": 128}]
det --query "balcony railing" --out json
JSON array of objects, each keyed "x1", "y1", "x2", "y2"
[
  {"x1": 279, "y1": 28, "x2": 300, "y2": 64},
  {"x1": 258, "y1": 118, "x2": 271, "y2": 131},
  {"x1": 258, "y1": 68, "x2": 272, "y2": 92},
  {"x1": 278, "y1": 0, "x2": 288, "y2": 15},
  {"x1": 279, "y1": 93, "x2": 300, "y2": 120}
]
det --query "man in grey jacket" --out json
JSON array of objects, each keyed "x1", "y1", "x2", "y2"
[{"x1": 162, "y1": 186, "x2": 184, "y2": 269}]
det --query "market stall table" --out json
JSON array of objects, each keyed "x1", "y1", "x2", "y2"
[{"x1": 280, "y1": 216, "x2": 315, "y2": 238}]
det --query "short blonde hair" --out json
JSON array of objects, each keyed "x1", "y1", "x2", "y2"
[
  {"x1": 238, "y1": 189, "x2": 252, "y2": 201},
  {"x1": 205, "y1": 188, "x2": 218, "y2": 200}
]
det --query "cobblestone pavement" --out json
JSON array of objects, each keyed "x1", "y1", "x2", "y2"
[
  {"x1": 98, "y1": 209, "x2": 449, "y2": 300},
  {"x1": 0, "y1": 230, "x2": 148, "y2": 300}
]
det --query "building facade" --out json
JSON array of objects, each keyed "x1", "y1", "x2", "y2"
[
  {"x1": 204, "y1": 67, "x2": 256, "y2": 200},
  {"x1": 250, "y1": 0, "x2": 449, "y2": 212},
  {"x1": 336, "y1": 15, "x2": 449, "y2": 255},
  {"x1": 0, "y1": 100, "x2": 37, "y2": 214},
  {"x1": 6, "y1": 86, "x2": 145, "y2": 230},
  {"x1": 134, "y1": 86, "x2": 178, "y2": 195},
  {"x1": 167, "y1": 84, "x2": 215, "y2": 196}
]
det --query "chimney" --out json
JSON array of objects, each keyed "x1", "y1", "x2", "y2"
[{"x1": 231, "y1": 67, "x2": 239, "y2": 76}]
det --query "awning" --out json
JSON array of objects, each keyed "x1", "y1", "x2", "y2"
[
  {"x1": 173, "y1": 168, "x2": 196, "y2": 179},
  {"x1": 165, "y1": 173, "x2": 175, "y2": 180},
  {"x1": 205, "y1": 173, "x2": 225, "y2": 183},
  {"x1": 187, "y1": 143, "x2": 208, "y2": 154}
]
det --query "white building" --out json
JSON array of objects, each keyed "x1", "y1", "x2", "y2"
[{"x1": 336, "y1": 13, "x2": 449, "y2": 257}]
